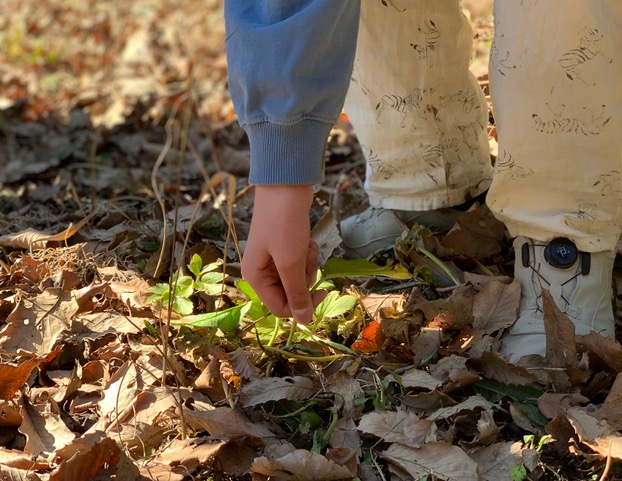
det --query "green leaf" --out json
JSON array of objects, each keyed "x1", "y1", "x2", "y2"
[
  {"x1": 236, "y1": 279, "x2": 259, "y2": 302},
  {"x1": 174, "y1": 297, "x2": 194, "y2": 316},
  {"x1": 148, "y1": 283, "x2": 169, "y2": 298},
  {"x1": 509, "y1": 464, "x2": 527, "y2": 481},
  {"x1": 188, "y1": 254, "x2": 203, "y2": 277},
  {"x1": 173, "y1": 275, "x2": 194, "y2": 298},
  {"x1": 513, "y1": 401, "x2": 549, "y2": 427},
  {"x1": 314, "y1": 291, "x2": 357, "y2": 320},
  {"x1": 200, "y1": 259, "x2": 224, "y2": 275},
  {"x1": 179, "y1": 302, "x2": 250, "y2": 333},
  {"x1": 322, "y1": 258, "x2": 412, "y2": 281},
  {"x1": 200, "y1": 271, "x2": 226, "y2": 284},
  {"x1": 254, "y1": 314, "x2": 283, "y2": 344},
  {"x1": 473, "y1": 379, "x2": 543, "y2": 403}
]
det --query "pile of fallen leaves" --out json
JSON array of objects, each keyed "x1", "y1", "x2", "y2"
[{"x1": 3, "y1": 1, "x2": 622, "y2": 481}]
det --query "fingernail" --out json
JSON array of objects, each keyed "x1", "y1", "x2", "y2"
[{"x1": 292, "y1": 308, "x2": 309, "y2": 319}]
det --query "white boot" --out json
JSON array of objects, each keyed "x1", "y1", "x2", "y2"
[
  {"x1": 500, "y1": 236, "x2": 616, "y2": 363},
  {"x1": 340, "y1": 207, "x2": 462, "y2": 258}
]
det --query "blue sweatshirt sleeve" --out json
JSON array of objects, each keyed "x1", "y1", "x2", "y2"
[{"x1": 224, "y1": 1, "x2": 360, "y2": 185}]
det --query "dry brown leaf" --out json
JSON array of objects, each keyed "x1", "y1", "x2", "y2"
[
  {"x1": 252, "y1": 448, "x2": 357, "y2": 481},
  {"x1": 427, "y1": 395, "x2": 494, "y2": 421},
  {"x1": 469, "y1": 441, "x2": 529, "y2": 481},
  {"x1": 358, "y1": 411, "x2": 436, "y2": 447},
  {"x1": 0, "y1": 212, "x2": 96, "y2": 250},
  {"x1": 391, "y1": 367, "x2": 443, "y2": 391},
  {"x1": 183, "y1": 404, "x2": 272, "y2": 438},
  {"x1": 0, "y1": 465, "x2": 43, "y2": 481},
  {"x1": 227, "y1": 347, "x2": 260, "y2": 380},
  {"x1": 543, "y1": 289, "x2": 576, "y2": 367},
  {"x1": 19, "y1": 396, "x2": 76, "y2": 459},
  {"x1": 469, "y1": 410, "x2": 499, "y2": 446},
  {"x1": 565, "y1": 406, "x2": 622, "y2": 459},
  {"x1": 472, "y1": 278, "x2": 520, "y2": 333},
  {"x1": 597, "y1": 372, "x2": 622, "y2": 430},
  {"x1": 537, "y1": 392, "x2": 589, "y2": 420},
  {"x1": 55, "y1": 431, "x2": 107, "y2": 461},
  {"x1": 429, "y1": 355, "x2": 469, "y2": 381},
  {"x1": 326, "y1": 370, "x2": 364, "y2": 416},
  {"x1": 576, "y1": 332, "x2": 622, "y2": 372},
  {"x1": 49, "y1": 436, "x2": 120, "y2": 481},
  {"x1": 467, "y1": 351, "x2": 537, "y2": 386},
  {"x1": 440, "y1": 203, "x2": 505, "y2": 259},
  {"x1": 0, "y1": 401, "x2": 23, "y2": 427},
  {"x1": 410, "y1": 327, "x2": 442, "y2": 368},
  {"x1": 0, "y1": 447, "x2": 49, "y2": 470},
  {"x1": 138, "y1": 464, "x2": 185, "y2": 481},
  {"x1": 443, "y1": 368, "x2": 481, "y2": 393},
  {"x1": 360, "y1": 293, "x2": 405, "y2": 324},
  {"x1": 0, "y1": 352, "x2": 57, "y2": 401},
  {"x1": 76, "y1": 311, "x2": 144, "y2": 337},
  {"x1": 310, "y1": 208, "x2": 342, "y2": 264},
  {"x1": 97, "y1": 362, "x2": 139, "y2": 428},
  {"x1": 542, "y1": 289, "x2": 588, "y2": 388},
  {"x1": 0, "y1": 289, "x2": 79, "y2": 355},
  {"x1": 401, "y1": 390, "x2": 458, "y2": 413},
  {"x1": 156, "y1": 437, "x2": 258, "y2": 476},
  {"x1": 239, "y1": 376, "x2": 316, "y2": 407},
  {"x1": 419, "y1": 285, "x2": 476, "y2": 330},
  {"x1": 382, "y1": 442, "x2": 480, "y2": 481},
  {"x1": 329, "y1": 416, "x2": 361, "y2": 451}
]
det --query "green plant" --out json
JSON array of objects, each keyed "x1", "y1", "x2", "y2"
[
  {"x1": 150, "y1": 256, "x2": 413, "y2": 348},
  {"x1": 147, "y1": 254, "x2": 226, "y2": 316},
  {"x1": 509, "y1": 434, "x2": 555, "y2": 481}
]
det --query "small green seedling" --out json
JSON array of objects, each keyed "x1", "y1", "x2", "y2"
[
  {"x1": 147, "y1": 254, "x2": 226, "y2": 315},
  {"x1": 510, "y1": 434, "x2": 555, "y2": 481}
]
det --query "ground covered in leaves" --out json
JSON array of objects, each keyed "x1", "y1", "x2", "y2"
[{"x1": 2, "y1": 1, "x2": 622, "y2": 480}]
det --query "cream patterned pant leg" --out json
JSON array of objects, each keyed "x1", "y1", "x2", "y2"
[
  {"x1": 487, "y1": 0, "x2": 622, "y2": 252},
  {"x1": 344, "y1": 0, "x2": 493, "y2": 212}
]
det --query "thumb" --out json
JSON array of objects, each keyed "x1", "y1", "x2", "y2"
[{"x1": 280, "y1": 270, "x2": 314, "y2": 324}]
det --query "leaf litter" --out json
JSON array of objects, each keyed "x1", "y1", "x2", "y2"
[{"x1": 2, "y1": 1, "x2": 622, "y2": 480}]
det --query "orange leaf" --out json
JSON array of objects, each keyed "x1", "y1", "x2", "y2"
[{"x1": 352, "y1": 321, "x2": 386, "y2": 353}]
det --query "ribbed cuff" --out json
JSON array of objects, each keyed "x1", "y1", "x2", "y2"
[{"x1": 245, "y1": 119, "x2": 333, "y2": 185}]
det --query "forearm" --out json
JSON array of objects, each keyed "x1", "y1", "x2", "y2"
[{"x1": 224, "y1": 0, "x2": 361, "y2": 185}]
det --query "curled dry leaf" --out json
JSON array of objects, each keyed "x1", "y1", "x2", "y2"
[
  {"x1": 0, "y1": 212, "x2": 96, "y2": 250},
  {"x1": 565, "y1": 406, "x2": 622, "y2": 459},
  {"x1": 427, "y1": 395, "x2": 494, "y2": 421},
  {"x1": 576, "y1": 331, "x2": 622, "y2": 372},
  {"x1": 0, "y1": 349, "x2": 59, "y2": 400}
]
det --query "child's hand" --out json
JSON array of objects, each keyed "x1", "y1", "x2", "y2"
[{"x1": 241, "y1": 185, "x2": 326, "y2": 324}]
